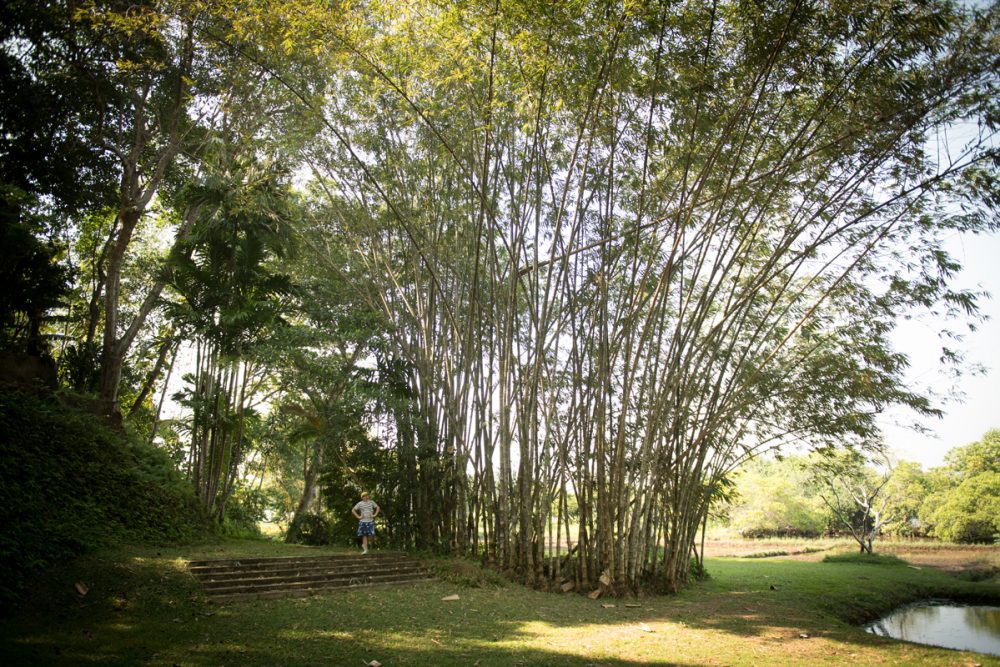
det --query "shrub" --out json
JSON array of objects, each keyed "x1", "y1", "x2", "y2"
[
  {"x1": 296, "y1": 513, "x2": 339, "y2": 546},
  {"x1": 0, "y1": 390, "x2": 207, "y2": 608},
  {"x1": 739, "y1": 527, "x2": 823, "y2": 539},
  {"x1": 688, "y1": 556, "x2": 710, "y2": 581},
  {"x1": 424, "y1": 556, "x2": 507, "y2": 588},
  {"x1": 218, "y1": 486, "x2": 267, "y2": 539}
]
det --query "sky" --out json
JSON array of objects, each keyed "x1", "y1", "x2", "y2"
[{"x1": 878, "y1": 230, "x2": 1000, "y2": 469}]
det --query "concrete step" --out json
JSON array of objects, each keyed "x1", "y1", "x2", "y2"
[
  {"x1": 196, "y1": 563, "x2": 428, "y2": 589},
  {"x1": 189, "y1": 556, "x2": 413, "y2": 578},
  {"x1": 188, "y1": 553, "x2": 407, "y2": 571},
  {"x1": 204, "y1": 570, "x2": 433, "y2": 597},
  {"x1": 188, "y1": 553, "x2": 434, "y2": 602},
  {"x1": 208, "y1": 575, "x2": 437, "y2": 603}
]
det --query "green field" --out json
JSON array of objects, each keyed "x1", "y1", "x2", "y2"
[{"x1": 2, "y1": 539, "x2": 999, "y2": 666}]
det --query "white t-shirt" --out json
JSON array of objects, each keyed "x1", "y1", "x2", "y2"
[{"x1": 353, "y1": 499, "x2": 379, "y2": 522}]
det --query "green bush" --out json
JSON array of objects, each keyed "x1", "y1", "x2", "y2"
[
  {"x1": 0, "y1": 390, "x2": 207, "y2": 608},
  {"x1": 688, "y1": 556, "x2": 710, "y2": 581},
  {"x1": 296, "y1": 513, "x2": 340, "y2": 546},
  {"x1": 423, "y1": 555, "x2": 508, "y2": 588},
  {"x1": 924, "y1": 472, "x2": 1000, "y2": 544},
  {"x1": 218, "y1": 486, "x2": 267, "y2": 539}
]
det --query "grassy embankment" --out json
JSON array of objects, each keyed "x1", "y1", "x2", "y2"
[
  {"x1": 2, "y1": 538, "x2": 999, "y2": 666},
  {"x1": 0, "y1": 390, "x2": 207, "y2": 607}
]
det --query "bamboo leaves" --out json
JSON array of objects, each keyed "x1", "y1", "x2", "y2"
[{"x1": 212, "y1": 0, "x2": 998, "y2": 592}]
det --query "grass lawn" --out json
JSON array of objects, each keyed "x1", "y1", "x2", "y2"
[{"x1": 2, "y1": 538, "x2": 999, "y2": 666}]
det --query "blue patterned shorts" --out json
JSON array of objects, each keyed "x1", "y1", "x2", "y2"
[{"x1": 357, "y1": 521, "x2": 375, "y2": 537}]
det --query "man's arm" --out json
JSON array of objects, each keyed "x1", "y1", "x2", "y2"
[{"x1": 373, "y1": 503, "x2": 381, "y2": 518}]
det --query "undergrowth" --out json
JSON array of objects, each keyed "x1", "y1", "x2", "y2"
[
  {"x1": 0, "y1": 390, "x2": 208, "y2": 609},
  {"x1": 421, "y1": 554, "x2": 509, "y2": 588}
]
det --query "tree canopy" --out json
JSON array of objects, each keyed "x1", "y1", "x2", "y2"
[{"x1": 2, "y1": 0, "x2": 998, "y2": 593}]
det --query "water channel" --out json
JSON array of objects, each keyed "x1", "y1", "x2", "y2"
[{"x1": 865, "y1": 601, "x2": 1000, "y2": 656}]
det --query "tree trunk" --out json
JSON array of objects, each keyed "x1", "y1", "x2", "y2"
[
  {"x1": 127, "y1": 337, "x2": 175, "y2": 419},
  {"x1": 285, "y1": 443, "x2": 324, "y2": 543}
]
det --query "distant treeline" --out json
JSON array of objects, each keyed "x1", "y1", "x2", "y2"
[{"x1": 721, "y1": 430, "x2": 1000, "y2": 544}]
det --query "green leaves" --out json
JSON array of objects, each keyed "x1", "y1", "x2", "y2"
[
  {"x1": 0, "y1": 389, "x2": 206, "y2": 606},
  {"x1": 166, "y1": 151, "x2": 297, "y2": 354},
  {"x1": 921, "y1": 430, "x2": 1000, "y2": 543},
  {"x1": 9, "y1": 0, "x2": 995, "y2": 590}
]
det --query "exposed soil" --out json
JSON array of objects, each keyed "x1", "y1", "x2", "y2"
[{"x1": 877, "y1": 545, "x2": 1000, "y2": 573}]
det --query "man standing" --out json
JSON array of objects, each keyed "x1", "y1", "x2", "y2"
[{"x1": 351, "y1": 492, "x2": 380, "y2": 554}]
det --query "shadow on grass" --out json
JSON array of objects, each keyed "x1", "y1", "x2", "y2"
[
  {"x1": 636, "y1": 557, "x2": 1000, "y2": 662},
  {"x1": 3, "y1": 542, "x2": 999, "y2": 666}
]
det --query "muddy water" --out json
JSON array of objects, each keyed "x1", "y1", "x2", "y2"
[{"x1": 866, "y1": 602, "x2": 1000, "y2": 656}]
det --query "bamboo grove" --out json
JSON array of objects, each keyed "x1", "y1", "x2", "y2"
[
  {"x1": 234, "y1": 0, "x2": 998, "y2": 594},
  {"x1": 8, "y1": 0, "x2": 996, "y2": 596}
]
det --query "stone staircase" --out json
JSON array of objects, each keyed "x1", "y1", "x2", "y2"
[{"x1": 188, "y1": 552, "x2": 435, "y2": 603}]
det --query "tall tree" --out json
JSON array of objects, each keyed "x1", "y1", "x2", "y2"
[
  {"x1": 85, "y1": 0, "x2": 202, "y2": 414},
  {"x1": 812, "y1": 447, "x2": 896, "y2": 553},
  {"x1": 22, "y1": 0, "x2": 982, "y2": 591},
  {"x1": 3, "y1": 0, "x2": 210, "y2": 409},
  {"x1": 166, "y1": 150, "x2": 296, "y2": 519},
  {"x1": 227, "y1": 0, "x2": 1000, "y2": 592}
]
